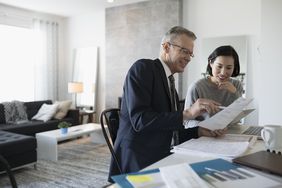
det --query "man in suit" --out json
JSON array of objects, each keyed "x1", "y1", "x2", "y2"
[{"x1": 109, "y1": 26, "x2": 226, "y2": 179}]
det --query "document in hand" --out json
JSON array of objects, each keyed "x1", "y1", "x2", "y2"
[
  {"x1": 198, "y1": 97, "x2": 253, "y2": 130},
  {"x1": 172, "y1": 134, "x2": 257, "y2": 158}
]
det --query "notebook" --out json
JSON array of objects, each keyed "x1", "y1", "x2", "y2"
[{"x1": 233, "y1": 150, "x2": 282, "y2": 176}]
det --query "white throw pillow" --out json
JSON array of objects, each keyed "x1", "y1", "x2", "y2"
[
  {"x1": 32, "y1": 103, "x2": 59, "y2": 122},
  {"x1": 53, "y1": 100, "x2": 72, "y2": 119}
]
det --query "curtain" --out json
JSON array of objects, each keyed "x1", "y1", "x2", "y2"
[{"x1": 33, "y1": 19, "x2": 58, "y2": 101}]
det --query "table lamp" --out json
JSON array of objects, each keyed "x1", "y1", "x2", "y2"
[{"x1": 68, "y1": 82, "x2": 83, "y2": 109}]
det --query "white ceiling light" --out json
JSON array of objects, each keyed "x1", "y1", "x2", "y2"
[{"x1": 107, "y1": 0, "x2": 114, "y2": 3}]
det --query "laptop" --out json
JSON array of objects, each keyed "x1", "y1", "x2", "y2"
[{"x1": 226, "y1": 109, "x2": 263, "y2": 138}]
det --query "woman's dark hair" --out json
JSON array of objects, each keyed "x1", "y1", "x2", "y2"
[{"x1": 206, "y1": 45, "x2": 240, "y2": 77}]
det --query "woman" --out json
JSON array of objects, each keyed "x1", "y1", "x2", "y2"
[{"x1": 184, "y1": 45, "x2": 244, "y2": 128}]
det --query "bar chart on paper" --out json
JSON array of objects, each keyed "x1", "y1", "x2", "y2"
[{"x1": 190, "y1": 159, "x2": 281, "y2": 188}]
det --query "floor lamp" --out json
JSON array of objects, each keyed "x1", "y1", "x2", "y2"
[{"x1": 68, "y1": 82, "x2": 83, "y2": 109}]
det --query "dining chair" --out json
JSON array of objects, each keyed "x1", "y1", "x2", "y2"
[
  {"x1": 100, "y1": 108, "x2": 122, "y2": 174},
  {"x1": 0, "y1": 154, "x2": 18, "y2": 188}
]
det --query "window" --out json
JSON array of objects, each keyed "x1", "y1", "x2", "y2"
[{"x1": 0, "y1": 24, "x2": 37, "y2": 102}]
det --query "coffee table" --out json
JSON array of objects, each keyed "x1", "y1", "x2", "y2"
[{"x1": 36, "y1": 123, "x2": 105, "y2": 161}]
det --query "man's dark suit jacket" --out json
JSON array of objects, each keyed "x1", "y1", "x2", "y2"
[{"x1": 109, "y1": 59, "x2": 199, "y2": 178}]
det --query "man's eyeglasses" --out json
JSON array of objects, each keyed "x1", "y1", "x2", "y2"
[{"x1": 168, "y1": 42, "x2": 194, "y2": 58}]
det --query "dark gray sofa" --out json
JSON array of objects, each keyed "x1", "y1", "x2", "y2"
[
  {"x1": 0, "y1": 100, "x2": 79, "y2": 173},
  {"x1": 0, "y1": 100, "x2": 79, "y2": 136}
]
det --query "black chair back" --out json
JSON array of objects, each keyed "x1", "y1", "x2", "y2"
[
  {"x1": 100, "y1": 108, "x2": 122, "y2": 174},
  {"x1": 0, "y1": 154, "x2": 18, "y2": 188}
]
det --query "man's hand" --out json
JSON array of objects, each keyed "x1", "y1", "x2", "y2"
[
  {"x1": 198, "y1": 127, "x2": 227, "y2": 137},
  {"x1": 183, "y1": 98, "x2": 221, "y2": 120}
]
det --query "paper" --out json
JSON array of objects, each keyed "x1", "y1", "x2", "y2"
[
  {"x1": 112, "y1": 158, "x2": 280, "y2": 188},
  {"x1": 190, "y1": 158, "x2": 281, "y2": 188},
  {"x1": 126, "y1": 172, "x2": 167, "y2": 188},
  {"x1": 229, "y1": 108, "x2": 255, "y2": 125},
  {"x1": 198, "y1": 97, "x2": 253, "y2": 130},
  {"x1": 172, "y1": 134, "x2": 256, "y2": 158},
  {"x1": 125, "y1": 163, "x2": 210, "y2": 188},
  {"x1": 159, "y1": 163, "x2": 209, "y2": 188}
]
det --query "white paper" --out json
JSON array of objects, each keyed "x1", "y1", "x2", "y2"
[
  {"x1": 173, "y1": 134, "x2": 256, "y2": 158},
  {"x1": 207, "y1": 167, "x2": 281, "y2": 188},
  {"x1": 159, "y1": 163, "x2": 209, "y2": 188},
  {"x1": 126, "y1": 172, "x2": 167, "y2": 188},
  {"x1": 229, "y1": 108, "x2": 255, "y2": 125},
  {"x1": 198, "y1": 97, "x2": 253, "y2": 130}
]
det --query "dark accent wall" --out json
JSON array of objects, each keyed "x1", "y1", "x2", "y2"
[{"x1": 106, "y1": 0, "x2": 182, "y2": 108}]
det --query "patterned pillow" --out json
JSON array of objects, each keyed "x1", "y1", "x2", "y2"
[
  {"x1": 2, "y1": 101, "x2": 28, "y2": 124},
  {"x1": 0, "y1": 104, "x2": 5, "y2": 124}
]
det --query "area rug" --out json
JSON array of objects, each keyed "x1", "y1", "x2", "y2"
[{"x1": 0, "y1": 138, "x2": 111, "y2": 188}]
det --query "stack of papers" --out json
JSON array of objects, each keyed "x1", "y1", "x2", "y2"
[{"x1": 172, "y1": 134, "x2": 256, "y2": 158}]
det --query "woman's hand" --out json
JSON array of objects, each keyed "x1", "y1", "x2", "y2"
[
  {"x1": 209, "y1": 76, "x2": 236, "y2": 93},
  {"x1": 217, "y1": 81, "x2": 236, "y2": 93}
]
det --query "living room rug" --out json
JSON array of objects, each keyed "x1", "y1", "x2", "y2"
[{"x1": 0, "y1": 137, "x2": 111, "y2": 188}]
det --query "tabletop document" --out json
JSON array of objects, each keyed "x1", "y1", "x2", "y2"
[
  {"x1": 172, "y1": 134, "x2": 257, "y2": 158},
  {"x1": 112, "y1": 158, "x2": 281, "y2": 188}
]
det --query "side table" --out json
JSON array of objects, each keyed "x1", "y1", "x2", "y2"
[{"x1": 79, "y1": 110, "x2": 96, "y2": 124}]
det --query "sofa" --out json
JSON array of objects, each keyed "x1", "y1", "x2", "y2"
[
  {"x1": 0, "y1": 100, "x2": 79, "y2": 172},
  {"x1": 0, "y1": 100, "x2": 79, "y2": 136}
]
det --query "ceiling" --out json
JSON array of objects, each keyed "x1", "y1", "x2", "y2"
[{"x1": 0, "y1": 0, "x2": 149, "y2": 17}]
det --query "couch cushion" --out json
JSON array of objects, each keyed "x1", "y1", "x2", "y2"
[
  {"x1": 0, "y1": 120, "x2": 61, "y2": 136},
  {"x1": 0, "y1": 131, "x2": 36, "y2": 156}
]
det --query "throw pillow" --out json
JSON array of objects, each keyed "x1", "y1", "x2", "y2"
[
  {"x1": 32, "y1": 103, "x2": 59, "y2": 122},
  {"x1": 53, "y1": 100, "x2": 72, "y2": 119},
  {"x1": 2, "y1": 100, "x2": 28, "y2": 124},
  {"x1": 0, "y1": 104, "x2": 6, "y2": 124}
]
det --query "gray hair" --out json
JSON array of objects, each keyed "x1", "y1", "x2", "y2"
[{"x1": 161, "y1": 26, "x2": 197, "y2": 44}]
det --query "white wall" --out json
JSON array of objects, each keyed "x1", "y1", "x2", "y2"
[
  {"x1": 182, "y1": 0, "x2": 261, "y2": 125},
  {"x1": 63, "y1": 0, "x2": 282, "y2": 126},
  {"x1": 64, "y1": 11, "x2": 106, "y2": 119},
  {"x1": 259, "y1": 0, "x2": 282, "y2": 125}
]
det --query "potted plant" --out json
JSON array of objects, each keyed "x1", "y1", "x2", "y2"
[{"x1": 58, "y1": 121, "x2": 71, "y2": 134}]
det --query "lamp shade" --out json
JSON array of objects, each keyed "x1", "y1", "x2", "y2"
[
  {"x1": 68, "y1": 82, "x2": 83, "y2": 93},
  {"x1": 91, "y1": 84, "x2": 95, "y2": 93}
]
